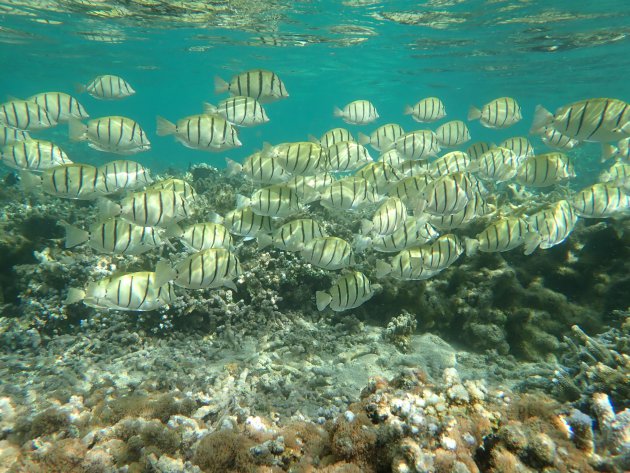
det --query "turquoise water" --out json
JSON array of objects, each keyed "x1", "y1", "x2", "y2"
[{"x1": 2, "y1": 0, "x2": 629, "y2": 173}]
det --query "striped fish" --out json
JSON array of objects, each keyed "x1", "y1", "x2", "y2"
[
  {"x1": 155, "y1": 248, "x2": 242, "y2": 290},
  {"x1": 99, "y1": 188, "x2": 193, "y2": 227},
  {"x1": 334, "y1": 99, "x2": 379, "y2": 125},
  {"x1": 435, "y1": 120, "x2": 471, "y2": 148},
  {"x1": 319, "y1": 176, "x2": 380, "y2": 210},
  {"x1": 238, "y1": 184, "x2": 302, "y2": 218},
  {"x1": 470, "y1": 147, "x2": 519, "y2": 183},
  {"x1": 0, "y1": 126, "x2": 30, "y2": 146},
  {"x1": 397, "y1": 160, "x2": 430, "y2": 177},
  {"x1": 524, "y1": 200, "x2": 578, "y2": 255},
  {"x1": 1, "y1": 139, "x2": 72, "y2": 172},
  {"x1": 21, "y1": 163, "x2": 107, "y2": 200},
  {"x1": 99, "y1": 160, "x2": 152, "y2": 193},
  {"x1": 64, "y1": 218, "x2": 163, "y2": 255},
  {"x1": 316, "y1": 271, "x2": 379, "y2": 312},
  {"x1": 391, "y1": 130, "x2": 440, "y2": 161},
  {"x1": 215, "y1": 69, "x2": 289, "y2": 103},
  {"x1": 423, "y1": 172, "x2": 472, "y2": 216},
  {"x1": 375, "y1": 247, "x2": 435, "y2": 281},
  {"x1": 69, "y1": 116, "x2": 150, "y2": 154},
  {"x1": 363, "y1": 197, "x2": 407, "y2": 236},
  {"x1": 264, "y1": 141, "x2": 329, "y2": 176},
  {"x1": 465, "y1": 216, "x2": 530, "y2": 255},
  {"x1": 78, "y1": 74, "x2": 135, "y2": 100},
  {"x1": 66, "y1": 272, "x2": 175, "y2": 311},
  {"x1": 378, "y1": 149, "x2": 406, "y2": 169},
  {"x1": 499, "y1": 137, "x2": 535, "y2": 163},
  {"x1": 531, "y1": 98, "x2": 630, "y2": 143},
  {"x1": 430, "y1": 193, "x2": 494, "y2": 231},
  {"x1": 258, "y1": 218, "x2": 327, "y2": 252},
  {"x1": 419, "y1": 234, "x2": 464, "y2": 273},
  {"x1": 468, "y1": 97, "x2": 522, "y2": 129},
  {"x1": 165, "y1": 222, "x2": 233, "y2": 252},
  {"x1": 226, "y1": 151, "x2": 291, "y2": 185},
  {"x1": 516, "y1": 152, "x2": 575, "y2": 187},
  {"x1": 204, "y1": 96, "x2": 269, "y2": 127},
  {"x1": 599, "y1": 161, "x2": 630, "y2": 188},
  {"x1": 466, "y1": 141, "x2": 495, "y2": 160},
  {"x1": 541, "y1": 126, "x2": 581, "y2": 150},
  {"x1": 156, "y1": 114, "x2": 240, "y2": 152},
  {"x1": 358, "y1": 123, "x2": 405, "y2": 151},
  {"x1": 570, "y1": 183, "x2": 630, "y2": 218},
  {"x1": 326, "y1": 140, "x2": 373, "y2": 172},
  {"x1": 363, "y1": 217, "x2": 438, "y2": 253},
  {"x1": 285, "y1": 172, "x2": 336, "y2": 201},
  {"x1": 404, "y1": 97, "x2": 446, "y2": 123},
  {"x1": 223, "y1": 207, "x2": 274, "y2": 239},
  {"x1": 428, "y1": 151, "x2": 472, "y2": 177},
  {"x1": 300, "y1": 236, "x2": 354, "y2": 270},
  {"x1": 148, "y1": 178, "x2": 197, "y2": 203},
  {"x1": 355, "y1": 161, "x2": 402, "y2": 195},
  {"x1": 0, "y1": 99, "x2": 56, "y2": 131},
  {"x1": 316, "y1": 127, "x2": 354, "y2": 148},
  {"x1": 391, "y1": 174, "x2": 434, "y2": 208},
  {"x1": 601, "y1": 137, "x2": 630, "y2": 162},
  {"x1": 27, "y1": 91, "x2": 89, "y2": 123}
]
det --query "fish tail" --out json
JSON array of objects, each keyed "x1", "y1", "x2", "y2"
[
  {"x1": 464, "y1": 237, "x2": 479, "y2": 256},
  {"x1": 467, "y1": 105, "x2": 481, "y2": 121},
  {"x1": 256, "y1": 233, "x2": 272, "y2": 250},
  {"x1": 403, "y1": 104, "x2": 414, "y2": 115},
  {"x1": 530, "y1": 105, "x2": 553, "y2": 135},
  {"x1": 156, "y1": 116, "x2": 176, "y2": 136},
  {"x1": 357, "y1": 132, "x2": 370, "y2": 146},
  {"x1": 225, "y1": 158, "x2": 242, "y2": 176},
  {"x1": 214, "y1": 76, "x2": 229, "y2": 94},
  {"x1": 235, "y1": 194, "x2": 250, "y2": 209},
  {"x1": 375, "y1": 260, "x2": 392, "y2": 279},
  {"x1": 74, "y1": 83, "x2": 86, "y2": 94},
  {"x1": 19, "y1": 171, "x2": 42, "y2": 193},
  {"x1": 65, "y1": 288, "x2": 86, "y2": 305},
  {"x1": 154, "y1": 260, "x2": 177, "y2": 288},
  {"x1": 523, "y1": 232, "x2": 542, "y2": 256},
  {"x1": 315, "y1": 291, "x2": 332, "y2": 311},
  {"x1": 68, "y1": 118, "x2": 87, "y2": 142},
  {"x1": 63, "y1": 223, "x2": 90, "y2": 248},
  {"x1": 600, "y1": 143, "x2": 618, "y2": 162},
  {"x1": 163, "y1": 223, "x2": 184, "y2": 239},
  {"x1": 333, "y1": 106, "x2": 344, "y2": 118},
  {"x1": 202, "y1": 102, "x2": 218, "y2": 115},
  {"x1": 97, "y1": 198, "x2": 121, "y2": 219}
]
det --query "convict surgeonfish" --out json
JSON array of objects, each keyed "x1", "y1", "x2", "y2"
[
  {"x1": 204, "y1": 96, "x2": 269, "y2": 127},
  {"x1": 358, "y1": 123, "x2": 405, "y2": 151},
  {"x1": 541, "y1": 126, "x2": 581, "y2": 151},
  {"x1": 429, "y1": 193, "x2": 495, "y2": 231},
  {"x1": 375, "y1": 247, "x2": 435, "y2": 281},
  {"x1": 334, "y1": 99, "x2": 379, "y2": 125},
  {"x1": 570, "y1": 183, "x2": 630, "y2": 218},
  {"x1": 315, "y1": 127, "x2": 354, "y2": 148},
  {"x1": 1, "y1": 139, "x2": 72, "y2": 172},
  {"x1": 524, "y1": 200, "x2": 578, "y2": 255},
  {"x1": 285, "y1": 172, "x2": 335, "y2": 203},
  {"x1": 418, "y1": 233, "x2": 464, "y2": 273},
  {"x1": 435, "y1": 120, "x2": 471, "y2": 148},
  {"x1": 378, "y1": 148, "x2": 406, "y2": 169},
  {"x1": 155, "y1": 248, "x2": 242, "y2": 291},
  {"x1": 404, "y1": 97, "x2": 446, "y2": 123},
  {"x1": 355, "y1": 161, "x2": 403, "y2": 195},
  {"x1": 362, "y1": 197, "x2": 407, "y2": 236},
  {"x1": 148, "y1": 178, "x2": 197, "y2": 203},
  {"x1": 263, "y1": 141, "x2": 328, "y2": 176},
  {"x1": 66, "y1": 271, "x2": 175, "y2": 311},
  {"x1": 388, "y1": 130, "x2": 440, "y2": 161},
  {"x1": 356, "y1": 217, "x2": 438, "y2": 253},
  {"x1": 391, "y1": 174, "x2": 434, "y2": 209},
  {"x1": 237, "y1": 184, "x2": 303, "y2": 218},
  {"x1": 77, "y1": 74, "x2": 135, "y2": 100},
  {"x1": 326, "y1": 140, "x2": 373, "y2": 172},
  {"x1": 98, "y1": 160, "x2": 153, "y2": 193},
  {"x1": 27, "y1": 92, "x2": 89, "y2": 123},
  {"x1": 423, "y1": 172, "x2": 472, "y2": 216},
  {"x1": 20, "y1": 163, "x2": 107, "y2": 200},
  {"x1": 319, "y1": 176, "x2": 380, "y2": 211},
  {"x1": 316, "y1": 271, "x2": 379, "y2": 312},
  {"x1": 69, "y1": 116, "x2": 150, "y2": 154},
  {"x1": 531, "y1": 98, "x2": 630, "y2": 143},
  {"x1": 599, "y1": 161, "x2": 630, "y2": 188},
  {"x1": 465, "y1": 216, "x2": 530, "y2": 255},
  {"x1": 99, "y1": 188, "x2": 193, "y2": 227},
  {"x1": 156, "y1": 114, "x2": 240, "y2": 152},
  {"x1": 466, "y1": 141, "x2": 495, "y2": 160},
  {"x1": 468, "y1": 97, "x2": 522, "y2": 129},
  {"x1": 601, "y1": 137, "x2": 630, "y2": 162},
  {"x1": 221, "y1": 207, "x2": 274, "y2": 239},
  {"x1": 428, "y1": 151, "x2": 472, "y2": 177},
  {"x1": 0, "y1": 126, "x2": 29, "y2": 146},
  {"x1": 164, "y1": 221, "x2": 233, "y2": 252},
  {"x1": 215, "y1": 69, "x2": 289, "y2": 103},
  {"x1": 516, "y1": 152, "x2": 575, "y2": 188},
  {"x1": 63, "y1": 218, "x2": 163, "y2": 255},
  {"x1": 258, "y1": 218, "x2": 327, "y2": 252},
  {"x1": 469, "y1": 147, "x2": 519, "y2": 183},
  {"x1": 499, "y1": 137, "x2": 535, "y2": 163},
  {"x1": 226, "y1": 151, "x2": 292, "y2": 185},
  {"x1": 300, "y1": 236, "x2": 354, "y2": 271},
  {"x1": 0, "y1": 98, "x2": 56, "y2": 131}
]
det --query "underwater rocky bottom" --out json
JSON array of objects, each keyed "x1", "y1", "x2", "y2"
[{"x1": 0, "y1": 167, "x2": 628, "y2": 472}]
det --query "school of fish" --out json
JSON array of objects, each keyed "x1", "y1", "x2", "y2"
[{"x1": 1, "y1": 72, "x2": 629, "y2": 313}]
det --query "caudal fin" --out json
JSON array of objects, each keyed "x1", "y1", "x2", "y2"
[
  {"x1": 154, "y1": 260, "x2": 178, "y2": 288},
  {"x1": 19, "y1": 171, "x2": 42, "y2": 193},
  {"x1": 464, "y1": 237, "x2": 480, "y2": 256},
  {"x1": 156, "y1": 116, "x2": 176, "y2": 136},
  {"x1": 523, "y1": 232, "x2": 542, "y2": 256},
  {"x1": 375, "y1": 260, "x2": 392, "y2": 279},
  {"x1": 214, "y1": 76, "x2": 229, "y2": 94},
  {"x1": 530, "y1": 105, "x2": 553, "y2": 135},
  {"x1": 203, "y1": 102, "x2": 218, "y2": 116},
  {"x1": 316, "y1": 291, "x2": 332, "y2": 311},
  {"x1": 97, "y1": 198, "x2": 122, "y2": 219},
  {"x1": 68, "y1": 118, "x2": 87, "y2": 142},
  {"x1": 64, "y1": 223, "x2": 90, "y2": 248},
  {"x1": 65, "y1": 288, "x2": 86, "y2": 305},
  {"x1": 403, "y1": 105, "x2": 414, "y2": 116},
  {"x1": 333, "y1": 106, "x2": 344, "y2": 118},
  {"x1": 467, "y1": 105, "x2": 481, "y2": 121},
  {"x1": 600, "y1": 144, "x2": 618, "y2": 162},
  {"x1": 358, "y1": 132, "x2": 371, "y2": 146},
  {"x1": 225, "y1": 158, "x2": 242, "y2": 176}
]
